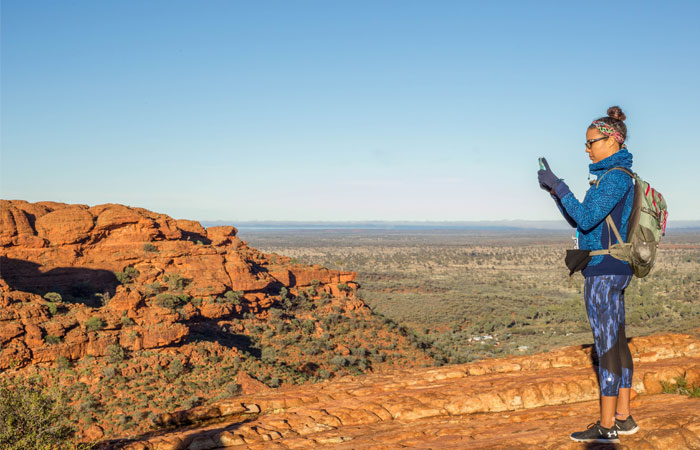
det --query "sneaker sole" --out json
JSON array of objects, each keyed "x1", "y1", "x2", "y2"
[
  {"x1": 616, "y1": 425, "x2": 640, "y2": 435},
  {"x1": 570, "y1": 437, "x2": 620, "y2": 443}
]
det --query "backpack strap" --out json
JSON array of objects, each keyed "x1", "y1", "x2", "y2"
[
  {"x1": 589, "y1": 168, "x2": 634, "y2": 258},
  {"x1": 590, "y1": 216, "x2": 625, "y2": 256},
  {"x1": 592, "y1": 166, "x2": 635, "y2": 188},
  {"x1": 606, "y1": 215, "x2": 625, "y2": 247}
]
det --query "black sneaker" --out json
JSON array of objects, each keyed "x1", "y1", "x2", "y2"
[
  {"x1": 570, "y1": 421, "x2": 620, "y2": 443},
  {"x1": 614, "y1": 415, "x2": 640, "y2": 435}
]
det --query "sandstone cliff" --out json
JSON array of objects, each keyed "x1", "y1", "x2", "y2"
[
  {"x1": 0, "y1": 200, "x2": 364, "y2": 369},
  {"x1": 0, "y1": 200, "x2": 434, "y2": 440}
]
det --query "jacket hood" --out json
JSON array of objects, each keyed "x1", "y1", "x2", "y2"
[{"x1": 589, "y1": 148, "x2": 633, "y2": 176}]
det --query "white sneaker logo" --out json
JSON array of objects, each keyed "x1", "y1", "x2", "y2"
[{"x1": 606, "y1": 431, "x2": 615, "y2": 438}]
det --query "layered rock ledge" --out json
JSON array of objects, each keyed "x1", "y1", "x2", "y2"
[{"x1": 117, "y1": 331, "x2": 700, "y2": 449}]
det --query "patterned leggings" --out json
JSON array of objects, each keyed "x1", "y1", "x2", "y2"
[{"x1": 584, "y1": 274, "x2": 633, "y2": 397}]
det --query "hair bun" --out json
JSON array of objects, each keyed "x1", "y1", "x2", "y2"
[{"x1": 607, "y1": 106, "x2": 626, "y2": 122}]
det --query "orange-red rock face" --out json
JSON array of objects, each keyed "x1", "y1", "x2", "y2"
[
  {"x1": 1, "y1": 200, "x2": 355, "y2": 297},
  {"x1": 0, "y1": 200, "x2": 358, "y2": 369}
]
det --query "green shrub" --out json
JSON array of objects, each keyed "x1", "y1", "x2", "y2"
[
  {"x1": 46, "y1": 302, "x2": 58, "y2": 316},
  {"x1": 181, "y1": 395, "x2": 201, "y2": 410},
  {"x1": 44, "y1": 335, "x2": 61, "y2": 345},
  {"x1": 115, "y1": 267, "x2": 140, "y2": 284},
  {"x1": 120, "y1": 315, "x2": 135, "y2": 327},
  {"x1": 43, "y1": 292, "x2": 62, "y2": 303},
  {"x1": 330, "y1": 355, "x2": 349, "y2": 367},
  {"x1": 145, "y1": 282, "x2": 162, "y2": 296},
  {"x1": 102, "y1": 367, "x2": 116, "y2": 379},
  {"x1": 661, "y1": 376, "x2": 700, "y2": 398},
  {"x1": 168, "y1": 359, "x2": 185, "y2": 378},
  {"x1": 223, "y1": 290, "x2": 242, "y2": 305},
  {"x1": 155, "y1": 293, "x2": 188, "y2": 310},
  {"x1": 143, "y1": 243, "x2": 158, "y2": 252},
  {"x1": 163, "y1": 273, "x2": 187, "y2": 291},
  {"x1": 56, "y1": 356, "x2": 71, "y2": 370},
  {"x1": 85, "y1": 317, "x2": 104, "y2": 332},
  {"x1": 260, "y1": 347, "x2": 276, "y2": 364},
  {"x1": 106, "y1": 344, "x2": 125, "y2": 363},
  {"x1": 0, "y1": 378, "x2": 77, "y2": 449},
  {"x1": 337, "y1": 283, "x2": 349, "y2": 292},
  {"x1": 301, "y1": 319, "x2": 315, "y2": 335}
]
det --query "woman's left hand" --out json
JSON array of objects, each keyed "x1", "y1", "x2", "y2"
[{"x1": 537, "y1": 157, "x2": 560, "y2": 191}]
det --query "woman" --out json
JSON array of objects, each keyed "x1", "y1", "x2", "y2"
[{"x1": 538, "y1": 106, "x2": 640, "y2": 444}]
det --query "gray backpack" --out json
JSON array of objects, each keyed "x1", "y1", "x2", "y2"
[{"x1": 589, "y1": 167, "x2": 668, "y2": 278}]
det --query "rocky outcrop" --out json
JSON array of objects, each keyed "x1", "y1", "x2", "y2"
[
  {"x1": 0, "y1": 200, "x2": 359, "y2": 369},
  {"x1": 118, "y1": 331, "x2": 700, "y2": 450},
  {"x1": 0, "y1": 200, "x2": 357, "y2": 298}
]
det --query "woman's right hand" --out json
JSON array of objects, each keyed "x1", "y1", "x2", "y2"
[{"x1": 537, "y1": 157, "x2": 560, "y2": 191}]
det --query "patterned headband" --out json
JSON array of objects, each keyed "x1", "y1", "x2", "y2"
[{"x1": 591, "y1": 120, "x2": 625, "y2": 145}]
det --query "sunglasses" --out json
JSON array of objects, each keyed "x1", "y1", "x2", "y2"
[{"x1": 585, "y1": 136, "x2": 609, "y2": 149}]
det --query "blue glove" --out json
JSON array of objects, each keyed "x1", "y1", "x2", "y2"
[{"x1": 537, "y1": 157, "x2": 560, "y2": 191}]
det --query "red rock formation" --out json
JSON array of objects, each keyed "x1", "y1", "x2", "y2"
[{"x1": 0, "y1": 200, "x2": 358, "y2": 369}]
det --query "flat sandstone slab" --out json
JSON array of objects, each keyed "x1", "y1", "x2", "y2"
[{"x1": 120, "y1": 332, "x2": 700, "y2": 450}]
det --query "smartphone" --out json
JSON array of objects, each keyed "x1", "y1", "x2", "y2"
[{"x1": 538, "y1": 157, "x2": 546, "y2": 170}]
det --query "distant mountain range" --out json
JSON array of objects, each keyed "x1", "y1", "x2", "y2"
[{"x1": 202, "y1": 220, "x2": 700, "y2": 231}]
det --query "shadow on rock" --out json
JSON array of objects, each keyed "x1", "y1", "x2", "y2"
[
  {"x1": 94, "y1": 418, "x2": 254, "y2": 450},
  {"x1": 186, "y1": 322, "x2": 262, "y2": 358},
  {"x1": 0, "y1": 256, "x2": 119, "y2": 307}
]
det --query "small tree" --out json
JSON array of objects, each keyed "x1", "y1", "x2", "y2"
[
  {"x1": 43, "y1": 292, "x2": 62, "y2": 303},
  {"x1": 163, "y1": 273, "x2": 187, "y2": 291},
  {"x1": 106, "y1": 344, "x2": 125, "y2": 363},
  {"x1": 120, "y1": 315, "x2": 135, "y2": 327},
  {"x1": 260, "y1": 347, "x2": 276, "y2": 364},
  {"x1": 168, "y1": 358, "x2": 185, "y2": 378},
  {"x1": 223, "y1": 290, "x2": 242, "y2": 305},
  {"x1": 155, "y1": 293, "x2": 188, "y2": 310},
  {"x1": 56, "y1": 356, "x2": 71, "y2": 370},
  {"x1": 44, "y1": 335, "x2": 61, "y2": 345},
  {"x1": 0, "y1": 378, "x2": 77, "y2": 449},
  {"x1": 45, "y1": 302, "x2": 58, "y2": 316},
  {"x1": 115, "y1": 267, "x2": 140, "y2": 284},
  {"x1": 84, "y1": 317, "x2": 104, "y2": 332}
]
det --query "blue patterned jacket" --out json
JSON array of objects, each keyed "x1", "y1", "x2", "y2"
[{"x1": 551, "y1": 149, "x2": 634, "y2": 276}]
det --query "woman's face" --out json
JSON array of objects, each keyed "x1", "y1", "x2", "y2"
[{"x1": 585, "y1": 128, "x2": 619, "y2": 163}]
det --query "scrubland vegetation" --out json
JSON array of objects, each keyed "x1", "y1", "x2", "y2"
[
  {"x1": 0, "y1": 377, "x2": 89, "y2": 449},
  {"x1": 246, "y1": 229, "x2": 700, "y2": 364},
  {"x1": 4, "y1": 283, "x2": 430, "y2": 441}
]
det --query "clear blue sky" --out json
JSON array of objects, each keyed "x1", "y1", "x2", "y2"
[{"x1": 2, "y1": 1, "x2": 699, "y2": 221}]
